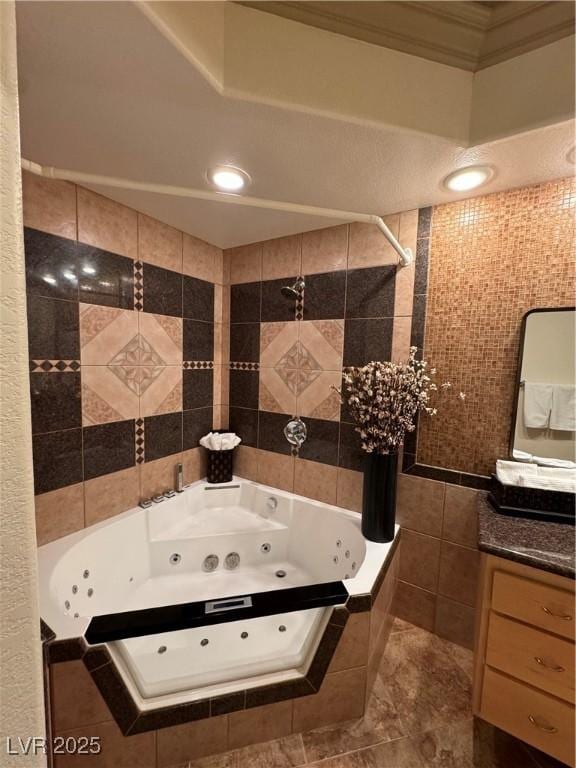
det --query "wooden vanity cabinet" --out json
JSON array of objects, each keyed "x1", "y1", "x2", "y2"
[{"x1": 474, "y1": 554, "x2": 575, "y2": 767}]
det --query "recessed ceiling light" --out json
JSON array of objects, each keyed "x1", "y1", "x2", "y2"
[
  {"x1": 443, "y1": 166, "x2": 493, "y2": 193},
  {"x1": 207, "y1": 165, "x2": 251, "y2": 193}
]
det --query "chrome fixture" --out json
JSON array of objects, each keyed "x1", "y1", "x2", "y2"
[
  {"x1": 176, "y1": 462, "x2": 184, "y2": 493},
  {"x1": 281, "y1": 277, "x2": 305, "y2": 299},
  {"x1": 152, "y1": 495, "x2": 165, "y2": 504},
  {"x1": 224, "y1": 552, "x2": 241, "y2": 570},
  {"x1": 267, "y1": 497, "x2": 278, "y2": 512},
  {"x1": 139, "y1": 499, "x2": 153, "y2": 509},
  {"x1": 163, "y1": 489, "x2": 176, "y2": 499},
  {"x1": 284, "y1": 417, "x2": 307, "y2": 448},
  {"x1": 203, "y1": 554, "x2": 219, "y2": 572}
]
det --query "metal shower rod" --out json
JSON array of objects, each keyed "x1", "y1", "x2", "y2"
[{"x1": 20, "y1": 158, "x2": 412, "y2": 267}]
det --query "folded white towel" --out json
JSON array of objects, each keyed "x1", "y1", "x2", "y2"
[
  {"x1": 550, "y1": 385, "x2": 576, "y2": 431},
  {"x1": 496, "y1": 459, "x2": 538, "y2": 486},
  {"x1": 518, "y1": 475, "x2": 576, "y2": 494},
  {"x1": 523, "y1": 382, "x2": 553, "y2": 428}
]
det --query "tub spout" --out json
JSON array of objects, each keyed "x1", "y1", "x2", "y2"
[{"x1": 176, "y1": 462, "x2": 184, "y2": 493}]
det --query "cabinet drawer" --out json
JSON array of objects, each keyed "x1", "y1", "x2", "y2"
[
  {"x1": 481, "y1": 668, "x2": 575, "y2": 767},
  {"x1": 492, "y1": 571, "x2": 575, "y2": 640},
  {"x1": 487, "y1": 613, "x2": 574, "y2": 703}
]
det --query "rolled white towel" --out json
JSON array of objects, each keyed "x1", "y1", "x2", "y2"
[
  {"x1": 199, "y1": 432, "x2": 241, "y2": 450},
  {"x1": 518, "y1": 475, "x2": 576, "y2": 494}
]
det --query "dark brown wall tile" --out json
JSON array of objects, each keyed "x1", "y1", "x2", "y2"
[
  {"x1": 83, "y1": 420, "x2": 135, "y2": 480},
  {"x1": 230, "y1": 370, "x2": 259, "y2": 409},
  {"x1": 33, "y1": 428, "x2": 83, "y2": 495},
  {"x1": 27, "y1": 295, "x2": 79, "y2": 360},
  {"x1": 183, "y1": 275, "x2": 214, "y2": 321},
  {"x1": 229, "y1": 407, "x2": 258, "y2": 448},
  {"x1": 30, "y1": 372, "x2": 82, "y2": 434},
  {"x1": 77, "y1": 245, "x2": 134, "y2": 310},
  {"x1": 144, "y1": 412, "x2": 183, "y2": 462},
  {"x1": 143, "y1": 263, "x2": 182, "y2": 317},
  {"x1": 261, "y1": 277, "x2": 297, "y2": 322},
  {"x1": 183, "y1": 319, "x2": 214, "y2": 361},
  {"x1": 230, "y1": 281, "x2": 261, "y2": 323},
  {"x1": 297, "y1": 417, "x2": 339, "y2": 466},
  {"x1": 343, "y1": 318, "x2": 393, "y2": 366},
  {"x1": 302, "y1": 271, "x2": 346, "y2": 320},
  {"x1": 345, "y1": 266, "x2": 395, "y2": 318},
  {"x1": 182, "y1": 407, "x2": 214, "y2": 451},
  {"x1": 25, "y1": 228, "x2": 79, "y2": 301},
  {"x1": 183, "y1": 369, "x2": 214, "y2": 410},
  {"x1": 258, "y1": 410, "x2": 292, "y2": 455},
  {"x1": 230, "y1": 323, "x2": 260, "y2": 362}
]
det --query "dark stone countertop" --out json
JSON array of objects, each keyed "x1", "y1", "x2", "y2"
[{"x1": 478, "y1": 495, "x2": 575, "y2": 580}]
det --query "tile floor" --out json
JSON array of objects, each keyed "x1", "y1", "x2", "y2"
[{"x1": 180, "y1": 620, "x2": 566, "y2": 768}]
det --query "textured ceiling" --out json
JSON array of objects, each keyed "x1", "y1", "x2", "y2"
[{"x1": 15, "y1": 1, "x2": 576, "y2": 249}]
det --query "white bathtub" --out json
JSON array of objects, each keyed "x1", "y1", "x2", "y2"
[{"x1": 39, "y1": 478, "x2": 397, "y2": 709}]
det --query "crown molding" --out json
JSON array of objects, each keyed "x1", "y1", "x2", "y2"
[{"x1": 238, "y1": 1, "x2": 575, "y2": 73}]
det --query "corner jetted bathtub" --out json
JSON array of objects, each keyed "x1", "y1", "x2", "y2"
[{"x1": 39, "y1": 478, "x2": 398, "y2": 711}]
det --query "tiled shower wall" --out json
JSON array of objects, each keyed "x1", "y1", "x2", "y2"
[
  {"x1": 23, "y1": 171, "x2": 227, "y2": 545},
  {"x1": 223, "y1": 212, "x2": 418, "y2": 506}
]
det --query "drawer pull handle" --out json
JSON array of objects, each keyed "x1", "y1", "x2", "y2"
[
  {"x1": 534, "y1": 656, "x2": 565, "y2": 673},
  {"x1": 528, "y1": 715, "x2": 558, "y2": 734},
  {"x1": 542, "y1": 606, "x2": 572, "y2": 621}
]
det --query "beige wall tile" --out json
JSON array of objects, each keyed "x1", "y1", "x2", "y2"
[
  {"x1": 258, "y1": 451, "x2": 294, "y2": 492},
  {"x1": 54, "y1": 720, "x2": 155, "y2": 768},
  {"x1": 442, "y1": 485, "x2": 480, "y2": 548},
  {"x1": 157, "y1": 715, "x2": 228, "y2": 767},
  {"x1": 262, "y1": 234, "x2": 302, "y2": 280},
  {"x1": 80, "y1": 304, "x2": 139, "y2": 366},
  {"x1": 294, "y1": 458, "x2": 338, "y2": 504},
  {"x1": 35, "y1": 484, "x2": 84, "y2": 546},
  {"x1": 438, "y1": 542, "x2": 480, "y2": 607},
  {"x1": 393, "y1": 580, "x2": 436, "y2": 632},
  {"x1": 348, "y1": 215, "x2": 400, "y2": 269},
  {"x1": 297, "y1": 370, "x2": 341, "y2": 422},
  {"x1": 396, "y1": 475, "x2": 445, "y2": 538},
  {"x1": 435, "y1": 595, "x2": 476, "y2": 650},
  {"x1": 51, "y1": 661, "x2": 111, "y2": 731},
  {"x1": 398, "y1": 209, "x2": 419, "y2": 252},
  {"x1": 137, "y1": 213, "x2": 182, "y2": 272},
  {"x1": 22, "y1": 171, "x2": 76, "y2": 240},
  {"x1": 301, "y1": 225, "x2": 348, "y2": 275},
  {"x1": 293, "y1": 667, "x2": 366, "y2": 732},
  {"x1": 183, "y1": 233, "x2": 223, "y2": 283},
  {"x1": 139, "y1": 313, "x2": 182, "y2": 366},
  {"x1": 391, "y1": 316, "x2": 412, "y2": 363},
  {"x1": 398, "y1": 529, "x2": 441, "y2": 592},
  {"x1": 336, "y1": 467, "x2": 363, "y2": 513},
  {"x1": 234, "y1": 445, "x2": 260, "y2": 482},
  {"x1": 329, "y1": 612, "x2": 370, "y2": 672},
  {"x1": 84, "y1": 467, "x2": 139, "y2": 526},
  {"x1": 227, "y1": 243, "x2": 262, "y2": 284},
  {"x1": 140, "y1": 454, "x2": 182, "y2": 499},
  {"x1": 260, "y1": 322, "x2": 299, "y2": 368},
  {"x1": 139, "y1": 366, "x2": 182, "y2": 418},
  {"x1": 77, "y1": 187, "x2": 137, "y2": 259},
  {"x1": 259, "y1": 367, "x2": 297, "y2": 415},
  {"x1": 82, "y1": 365, "x2": 140, "y2": 426},
  {"x1": 228, "y1": 701, "x2": 293, "y2": 750},
  {"x1": 394, "y1": 262, "x2": 415, "y2": 317},
  {"x1": 182, "y1": 447, "x2": 207, "y2": 484},
  {"x1": 299, "y1": 320, "x2": 344, "y2": 371}
]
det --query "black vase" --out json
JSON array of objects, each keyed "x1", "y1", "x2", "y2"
[{"x1": 362, "y1": 452, "x2": 398, "y2": 542}]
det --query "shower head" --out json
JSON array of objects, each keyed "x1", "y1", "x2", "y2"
[{"x1": 281, "y1": 278, "x2": 305, "y2": 299}]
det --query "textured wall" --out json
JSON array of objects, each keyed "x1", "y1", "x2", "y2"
[
  {"x1": 418, "y1": 177, "x2": 576, "y2": 476},
  {"x1": 0, "y1": 2, "x2": 46, "y2": 763}
]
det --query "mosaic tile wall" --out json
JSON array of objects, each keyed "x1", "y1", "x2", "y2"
[
  {"x1": 417, "y1": 177, "x2": 576, "y2": 476},
  {"x1": 224, "y1": 212, "x2": 418, "y2": 496},
  {"x1": 23, "y1": 172, "x2": 227, "y2": 545}
]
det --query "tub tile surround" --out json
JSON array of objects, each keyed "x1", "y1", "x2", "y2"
[
  {"x1": 23, "y1": 172, "x2": 226, "y2": 544},
  {"x1": 48, "y1": 621, "x2": 551, "y2": 768}
]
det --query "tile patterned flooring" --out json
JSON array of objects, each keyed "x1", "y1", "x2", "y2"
[{"x1": 181, "y1": 621, "x2": 565, "y2": 768}]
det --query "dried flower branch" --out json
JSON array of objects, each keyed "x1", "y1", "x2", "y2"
[{"x1": 334, "y1": 347, "x2": 465, "y2": 456}]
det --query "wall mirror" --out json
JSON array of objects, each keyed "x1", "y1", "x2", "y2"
[{"x1": 511, "y1": 307, "x2": 575, "y2": 464}]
